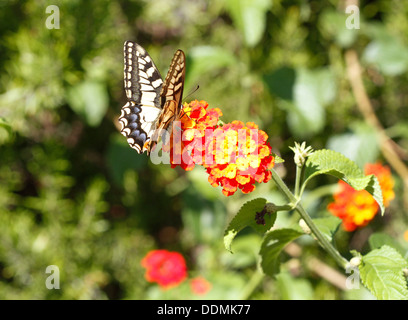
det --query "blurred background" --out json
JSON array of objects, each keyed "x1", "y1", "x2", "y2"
[{"x1": 0, "y1": 0, "x2": 407, "y2": 299}]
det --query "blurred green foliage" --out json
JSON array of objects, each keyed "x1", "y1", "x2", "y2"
[{"x1": 0, "y1": 0, "x2": 407, "y2": 300}]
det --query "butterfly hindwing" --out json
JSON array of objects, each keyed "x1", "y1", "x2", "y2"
[
  {"x1": 119, "y1": 41, "x2": 185, "y2": 154},
  {"x1": 119, "y1": 100, "x2": 161, "y2": 153}
]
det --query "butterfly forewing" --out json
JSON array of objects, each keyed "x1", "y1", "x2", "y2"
[
  {"x1": 119, "y1": 41, "x2": 185, "y2": 154},
  {"x1": 123, "y1": 41, "x2": 163, "y2": 104},
  {"x1": 150, "y1": 50, "x2": 186, "y2": 146},
  {"x1": 161, "y1": 49, "x2": 186, "y2": 108}
]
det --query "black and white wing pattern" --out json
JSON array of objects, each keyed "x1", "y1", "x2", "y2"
[{"x1": 119, "y1": 41, "x2": 185, "y2": 154}]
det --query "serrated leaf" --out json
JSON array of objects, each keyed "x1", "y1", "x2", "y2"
[
  {"x1": 303, "y1": 149, "x2": 384, "y2": 215},
  {"x1": 359, "y1": 245, "x2": 408, "y2": 300},
  {"x1": 224, "y1": 198, "x2": 276, "y2": 253},
  {"x1": 312, "y1": 216, "x2": 342, "y2": 243},
  {"x1": 260, "y1": 228, "x2": 303, "y2": 277}
]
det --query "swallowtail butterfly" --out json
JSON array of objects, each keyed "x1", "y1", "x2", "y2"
[{"x1": 119, "y1": 41, "x2": 185, "y2": 154}]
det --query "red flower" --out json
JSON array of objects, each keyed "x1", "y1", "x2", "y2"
[
  {"x1": 141, "y1": 250, "x2": 187, "y2": 289},
  {"x1": 169, "y1": 100, "x2": 274, "y2": 196},
  {"x1": 328, "y1": 163, "x2": 395, "y2": 231},
  {"x1": 190, "y1": 276, "x2": 212, "y2": 295}
]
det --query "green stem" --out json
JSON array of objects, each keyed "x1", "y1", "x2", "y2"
[
  {"x1": 240, "y1": 268, "x2": 264, "y2": 300},
  {"x1": 265, "y1": 203, "x2": 293, "y2": 212},
  {"x1": 294, "y1": 165, "x2": 302, "y2": 198},
  {"x1": 271, "y1": 169, "x2": 348, "y2": 269}
]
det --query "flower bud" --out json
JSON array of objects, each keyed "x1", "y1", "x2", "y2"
[
  {"x1": 349, "y1": 256, "x2": 362, "y2": 268},
  {"x1": 289, "y1": 141, "x2": 314, "y2": 167}
]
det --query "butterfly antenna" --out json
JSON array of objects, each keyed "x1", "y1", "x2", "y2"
[
  {"x1": 183, "y1": 84, "x2": 200, "y2": 101},
  {"x1": 179, "y1": 84, "x2": 200, "y2": 119}
]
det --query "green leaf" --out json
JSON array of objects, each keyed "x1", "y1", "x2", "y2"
[
  {"x1": 106, "y1": 135, "x2": 147, "y2": 185},
  {"x1": 276, "y1": 272, "x2": 314, "y2": 300},
  {"x1": 359, "y1": 245, "x2": 408, "y2": 300},
  {"x1": 303, "y1": 149, "x2": 385, "y2": 215},
  {"x1": 225, "y1": 0, "x2": 271, "y2": 47},
  {"x1": 224, "y1": 198, "x2": 276, "y2": 253},
  {"x1": 0, "y1": 117, "x2": 13, "y2": 144},
  {"x1": 327, "y1": 122, "x2": 380, "y2": 168},
  {"x1": 260, "y1": 228, "x2": 303, "y2": 277},
  {"x1": 362, "y1": 24, "x2": 408, "y2": 76},
  {"x1": 67, "y1": 80, "x2": 109, "y2": 127},
  {"x1": 188, "y1": 46, "x2": 237, "y2": 84},
  {"x1": 263, "y1": 67, "x2": 296, "y2": 101},
  {"x1": 265, "y1": 67, "x2": 336, "y2": 138},
  {"x1": 312, "y1": 216, "x2": 342, "y2": 243},
  {"x1": 289, "y1": 67, "x2": 336, "y2": 137},
  {"x1": 273, "y1": 153, "x2": 285, "y2": 164},
  {"x1": 221, "y1": 234, "x2": 262, "y2": 269},
  {"x1": 369, "y1": 232, "x2": 407, "y2": 257},
  {"x1": 319, "y1": 9, "x2": 359, "y2": 48}
]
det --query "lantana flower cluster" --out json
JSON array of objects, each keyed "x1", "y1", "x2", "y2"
[
  {"x1": 328, "y1": 162, "x2": 395, "y2": 231},
  {"x1": 141, "y1": 249, "x2": 187, "y2": 289},
  {"x1": 167, "y1": 100, "x2": 275, "y2": 196},
  {"x1": 141, "y1": 249, "x2": 211, "y2": 295}
]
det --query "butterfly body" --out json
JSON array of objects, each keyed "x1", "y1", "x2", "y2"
[{"x1": 119, "y1": 41, "x2": 185, "y2": 154}]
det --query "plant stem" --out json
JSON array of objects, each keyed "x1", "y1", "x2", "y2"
[
  {"x1": 271, "y1": 169, "x2": 348, "y2": 269},
  {"x1": 240, "y1": 268, "x2": 264, "y2": 300},
  {"x1": 267, "y1": 204, "x2": 293, "y2": 212},
  {"x1": 294, "y1": 165, "x2": 302, "y2": 198}
]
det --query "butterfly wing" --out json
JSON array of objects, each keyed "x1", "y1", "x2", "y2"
[
  {"x1": 161, "y1": 49, "x2": 185, "y2": 109},
  {"x1": 119, "y1": 41, "x2": 185, "y2": 154},
  {"x1": 149, "y1": 50, "x2": 186, "y2": 147},
  {"x1": 119, "y1": 41, "x2": 164, "y2": 153}
]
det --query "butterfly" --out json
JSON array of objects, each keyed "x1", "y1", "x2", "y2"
[{"x1": 119, "y1": 41, "x2": 185, "y2": 155}]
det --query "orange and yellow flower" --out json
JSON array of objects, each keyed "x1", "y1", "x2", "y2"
[
  {"x1": 169, "y1": 100, "x2": 274, "y2": 196},
  {"x1": 204, "y1": 121, "x2": 274, "y2": 196},
  {"x1": 328, "y1": 162, "x2": 395, "y2": 231}
]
